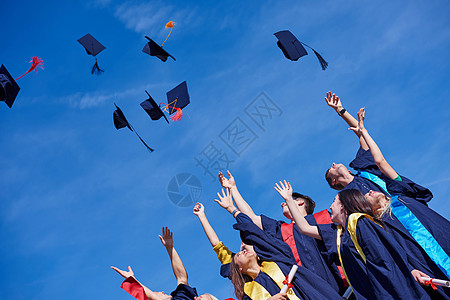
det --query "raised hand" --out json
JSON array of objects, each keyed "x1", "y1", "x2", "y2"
[
  {"x1": 159, "y1": 227, "x2": 174, "y2": 249},
  {"x1": 193, "y1": 202, "x2": 205, "y2": 217},
  {"x1": 218, "y1": 170, "x2": 236, "y2": 189},
  {"x1": 325, "y1": 91, "x2": 343, "y2": 111},
  {"x1": 214, "y1": 188, "x2": 235, "y2": 212},
  {"x1": 111, "y1": 265, "x2": 134, "y2": 279},
  {"x1": 349, "y1": 107, "x2": 365, "y2": 134},
  {"x1": 274, "y1": 180, "x2": 293, "y2": 201}
]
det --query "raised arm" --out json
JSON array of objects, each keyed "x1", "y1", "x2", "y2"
[
  {"x1": 111, "y1": 265, "x2": 159, "y2": 300},
  {"x1": 274, "y1": 181, "x2": 321, "y2": 240},
  {"x1": 214, "y1": 188, "x2": 241, "y2": 218},
  {"x1": 349, "y1": 108, "x2": 399, "y2": 180},
  {"x1": 159, "y1": 227, "x2": 188, "y2": 286},
  {"x1": 218, "y1": 170, "x2": 262, "y2": 229},
  {"x1": 193, "y1": 202, "x2": 220, "y2": 247},
  {"x1": 325, "y1": 91, "x2": 368, "y2": 150}
]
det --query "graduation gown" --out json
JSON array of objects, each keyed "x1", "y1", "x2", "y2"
[
  {"x1": 261, "y1": 214, "x2": 345, "y2": 293},
  {"x1": 317, "y1": 214, "x2": 430, "y2": 300},
  {"x1": 346, "y1": 147, "x2": 450, "y2": 280},
  {"x1": 382, "y1": 213, "x2": 450, "y2": 299},
  {"x1": 234, "y1": 213, "x2": 342, "y2": 300},
  {"x1": 170, "y1": 284, "x2": 198, "y2": 300},
  {"x1": 384, "y1": 177, "x2": 450, "y2": 282}
]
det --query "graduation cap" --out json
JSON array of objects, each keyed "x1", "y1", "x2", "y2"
[
  {"x1": 113, "y1": 103, "x2": 154, "y2": 152},
  {"x1": 140, "y1": 90, "x2": 169, "y2": 124},
  {"x1": 0, "y1": 57, "x2": 44, "y2": 108},
  {"x1": 0, "y1": 65, "x2": 20, "y2": 108},
  {"x1": 78, "y1": 33, "x2": 106, "y2": 75},
  {"x1": 142, "y1": 21, "x2": 176, "y2": 62},
  {"x1": 274, "y1": 30, "x2": 328, "y2": 70},
  {"x1": 162, "y1": 81, "x2": 190, "y2": 121}
]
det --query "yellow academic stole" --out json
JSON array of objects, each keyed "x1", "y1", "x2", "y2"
[
  {"x1": 244, "y1": 261, "x2": 301, "y2": 300},
  {"x1": 336, "y1": 213, "x2": 382, "y2": 292}
]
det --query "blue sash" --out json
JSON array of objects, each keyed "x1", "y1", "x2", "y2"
[
  {"x1": 390, "y1": 195, "x2": 450, "y2": 278},
  {"x1": 358, "y1": 171, "x2": 450, "y2": 278},
  {"x1": 357, "y1": 171, "x2": 390, "y2": 196}
]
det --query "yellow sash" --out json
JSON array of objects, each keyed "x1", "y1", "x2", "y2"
[
  {"x1": 244, "y1": 261, "x2": 300, "y2": 300},
  {"x1": 213, "y1": 242, "x2": 300, "y2": 299},
  {"x1": 336, "y1": 213, "x2": 382, "y2": 292}
]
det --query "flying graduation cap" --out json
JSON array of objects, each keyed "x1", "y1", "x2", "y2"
[
  {"x1": 0, "y1": 57, "x2": 44, "y2": 108},
  {"x1": 113, "y1": 103, "x2": 154, "y2": 152},
  {"x1": 140, "y1": 91, "x2": 169, "y2": 124},
  {"x1": 78, "y1": 33, "x2": 106, "y2": 75},
  {"x1": 274, "y1": 30, "x2": 328, "y2": 70},
  {"x1": 161, "y1": 81, "x2": 190, "y2": 121},
  {"x1": 142, "y1": 21, "x2": 176, "y2": 62}
]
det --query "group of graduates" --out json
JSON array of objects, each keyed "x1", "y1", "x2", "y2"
[{"x1": 111, "y1": 92, "x2": 450, "y2": 300}]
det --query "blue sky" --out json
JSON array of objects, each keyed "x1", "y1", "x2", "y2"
[{"x1": 1, "y1": 0, "x2": 450, "y2": 299}]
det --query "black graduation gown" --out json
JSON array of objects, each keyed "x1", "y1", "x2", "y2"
[
  {"x1": 317, "y1": 217, "x2": 430, "y2": 300},
  {"x1": 170, "y1": 284, "x2": 198, "y2": 300},
  {"x1": 234, "y1": 213, "x2": 342, "y2": 300},
  {"x1": 261, "y1": 214, "x2": 344, "y2": 293}
]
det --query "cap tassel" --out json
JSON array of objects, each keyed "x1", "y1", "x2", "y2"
[
  {"x1": 161, "y1": 21, "x2": 175, "y2": 47},
  {"x1": 15, "y1": 56, "x2": 44, "y2": 81},
  {"x1": 300, "y1": 42, "x2": 328, "y2": 71},
  {"x1": 312, "y1": 49, "x2": 328, "y2": 70},
  {"x1": 170, "y1": 107, "x2": 183, "y2": 121},
  {"x1": 91, "y1": 58, "x2": 104, "y2": 75}
]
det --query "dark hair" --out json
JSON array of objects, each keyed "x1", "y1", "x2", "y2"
[
  {"x1": 230, "y1": 256, "x2": 252, "y2": 300},
  {"x1": 338, "y1": 189, "x2": 381, "y2": 222},
  {"x1": 292, "y1": 192, "x2": 315, "y2": 215},
  {"x1": 325, "y1": 168, "x2": 345, "y2": 190}
]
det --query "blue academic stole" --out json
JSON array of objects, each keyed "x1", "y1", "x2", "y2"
[
  {"x1": 390, "y1": 195, "x2": 450, "y2": 278},
  {"x1": 358, "y1": 171, "x2": 450, "y2": 278},
  {"x1": 357, "y1": 170, "x2": 390, "y2": 195}
]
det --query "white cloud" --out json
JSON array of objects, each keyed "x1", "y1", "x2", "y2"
[
  {"x1": 113, "y1": 1, "x2": 197, "y2": 36},
  {"x1": 63, "y1": 84, "x2": 162, "y2": 109}
]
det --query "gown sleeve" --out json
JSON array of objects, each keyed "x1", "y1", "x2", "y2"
[
  {"x1": 349, "y1": 147, "x2": 382, "y2": 175},
  {"x1": 233, "y1": 213, "x2": 296, "y2": 265},
  {"x1": 170, "y1": 284, "x2": 198, "y2": 300},
  {"x1": 260, "y1": 214, "x2": 284, "y2": 238},
  {"x1": 316, "y1": 223, "x2": 339, "y2": 265},
  {"x1": 385, "y1": 175, "x2": 433, "y2": 204}
]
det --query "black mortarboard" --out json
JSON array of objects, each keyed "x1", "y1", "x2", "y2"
[
  {"x1": 78, "y1": 33, "x2": 106, "y2": 57},
  {"x1": 274, "y1": 30, "x2": 308, "y2": 61},
  {"x1": 140, "y1": 91, "x2": 169, "y2": 123},
  {"x1": 0, "y1": 65, "x2": 20, "y2": 108},
  {"x1": 274, "y1": 30, "x2": 328, "y2": 70},
  {"x1": 77, "y1": 33, "x2": 106, "y2": 75},
  {"x1": 166, "y1": 81, "x2": 190, "y2": 115},
  {"x1": 113, "y1": 103, "x2": 132, "y2": 131},
  {"x1": 113, "y1": 103, "x2": 154, "y2": 152},
  {"x1": 142, "y1": 36, "x2": 176, "y2": 62}
]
